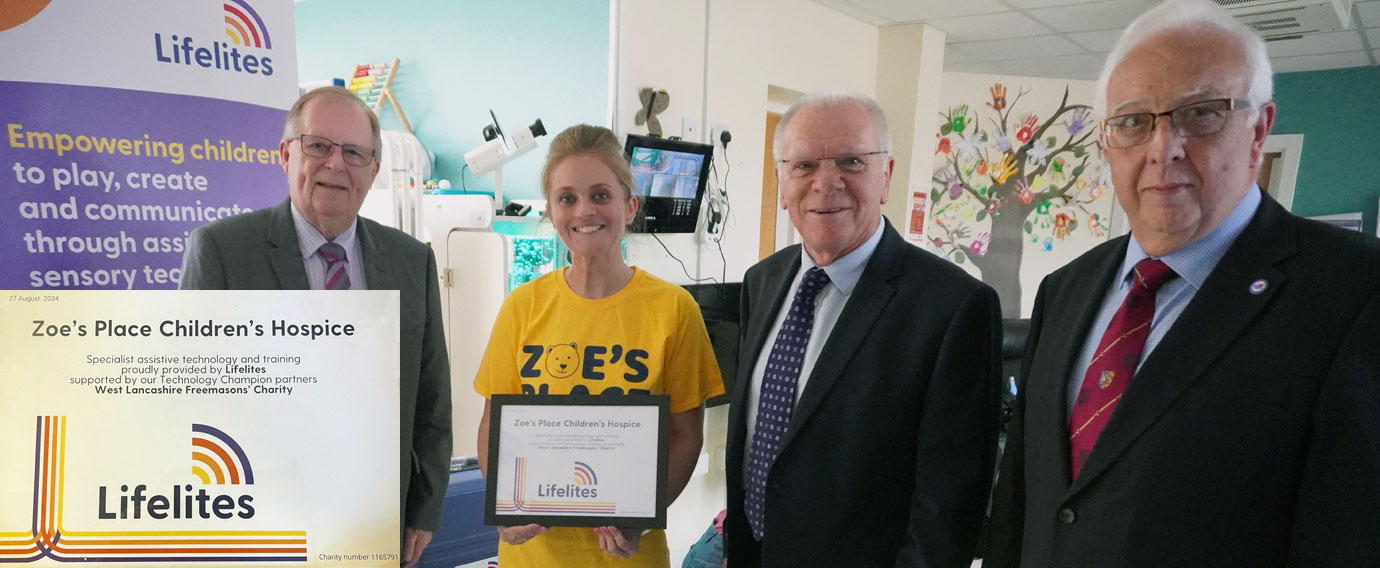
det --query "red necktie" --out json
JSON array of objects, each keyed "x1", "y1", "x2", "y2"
[{"x1": 1069, "y1": 258, "x2": 1177, "y2": 478}]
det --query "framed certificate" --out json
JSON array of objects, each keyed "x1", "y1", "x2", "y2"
[{"x1": 484, "y1": 394, "x2": 670, "y2": 529}]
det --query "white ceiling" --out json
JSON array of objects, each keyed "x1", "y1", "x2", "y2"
[{"x1": 815, "y1": 0, "x2": 1380, "y2": 79}]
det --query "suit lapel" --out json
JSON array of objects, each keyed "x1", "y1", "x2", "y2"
[
  {"x1": 733, "y1": 251, "x2": 799, "y2": 408},
  {"x1": 1069, "y1": 196, "x2": 1295, "y2": 493},
  {"x1": 267, "y1": 200, "x2": 310, "y2": 290},
  {"x1": 728, "y1": 249, "x2": 799, "y2": 478},
  {"x1": 779, "y1": 225, "x2": 902, "y2": 451},
  {"x1": 1031, "y1": 240, "x2": 1126, "y2": 488},
  {"x1": 357, "y1": 218, "x2": 391, "y2": 290}
]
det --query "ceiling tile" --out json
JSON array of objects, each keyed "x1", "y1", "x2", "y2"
[
  {"x1": 996, "y1": 53, "x2": 1108, "y2": 80},
  {"x1": 951, "y1": 35, "x2": 1088, "y2": 61},
  {"x1": 1004, "y1": 0, "x2": 1100, "y2": 9},
  {"x1": 1026, "y1": 0, "x2": 1160, "y2": 33},
  {"x1": 944, "y1": 44, "x2": 984, "y2": 64},
  {"x1": 1265, "y1": 30, "x2": 1366, "y2": 57},
  {"x1": 944, "y1": 61, "x2": 1011, "y2": 75},
  {"x1": 846, "y1": 0, "x2": 1012, "y2": 21},
  {"x1": 811, "y1": 0, "x2": 896, "y2": 25},
  {"x1": 1270, "y1": 50, "x2": 1373, "y2": 73},
  {"x1": 927, "y1": 11, "x2": 1055, "y2": 42},
  {"x1": 1066, "y1": 28, "x2": 1125, "y2": 52},
  {"x1": 1357, "y1": 1, "x2": 1380, "y2": 28}
]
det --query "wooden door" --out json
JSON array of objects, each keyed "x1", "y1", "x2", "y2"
[{"x1": 760, "y1": 112, "x2": 781, "y2": 261}]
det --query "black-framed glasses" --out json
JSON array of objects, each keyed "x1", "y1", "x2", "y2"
[
  {"x1": 1100, "y1": 98, "x2": 1251, "y2": 149},
  {"x1": 293, "y1": 134, "x2": 376, "y2": 166},
  {"x1": 776, "y1": 150, "x2": 888, "y2": 178}
]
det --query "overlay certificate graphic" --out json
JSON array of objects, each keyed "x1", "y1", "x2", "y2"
[
  {"x1": 485, "y1": 395, "x2": 669, "y2": 529},
  {"x1": 0, "y1": 291, "x2": 400, "y2": 565}
]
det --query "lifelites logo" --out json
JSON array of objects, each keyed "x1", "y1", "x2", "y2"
[
  {"x1": 496, "y1": 458, "x2": 615, "y2": 514},
  {"x1": 98, "y1": 424, "x2": 257, "y2": 521},
  {"x1": 152, "y1": 0, "x2": 274, "y2": 76},
  {"x1": 0, "y1": 416, "x2": 306, "y2": 563}
]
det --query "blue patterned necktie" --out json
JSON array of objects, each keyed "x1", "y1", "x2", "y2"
[
  {"x1": 745, "y1": 266, "x2": 831, "y2": 540},
  {"x1": 318, "y1": 242, "x2": 350, "y2": 290}
]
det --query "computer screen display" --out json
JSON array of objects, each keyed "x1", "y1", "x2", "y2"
[{"x1": 623, "y1": 134, "x2": 713, "y2": 233}]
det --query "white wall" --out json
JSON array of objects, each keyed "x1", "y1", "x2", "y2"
[{"x1": 617, "y1": 0, "x2": 880, "y2": 284}]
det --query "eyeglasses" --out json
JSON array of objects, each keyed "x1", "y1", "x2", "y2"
[
  {"x1": 293, "y1": 134, "x2": 376, "y2": 166},
  {"x1": 776, "y1": 150, "x2": 888, "y2": 178},
  {"x1": 1100, "y1": 98, "x2": 1251, "y2": 149}
]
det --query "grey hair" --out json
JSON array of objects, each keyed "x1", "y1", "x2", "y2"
[
  {"x1": 1094, "y1": 0, "x2": 1272, "y2": 119},
  {"x1": 282, "y1": 86, "x2": 383, "y2": 157},
  {"x1": 772, "y1": 92, "x2": 893, "y2": 160}
]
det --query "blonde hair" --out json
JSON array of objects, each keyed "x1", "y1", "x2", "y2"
[{"x1": 540, "y1": 124, "x2": 635, "y2": 203}]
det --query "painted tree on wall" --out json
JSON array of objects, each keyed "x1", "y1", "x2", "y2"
[{"x1": 930, "y1": 83, "x2": 1112, "y2": 317}]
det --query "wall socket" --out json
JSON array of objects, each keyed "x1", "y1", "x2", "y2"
[
  {"x1": 710, "y1": 122, "x2": 731, "y2": 149},
  {"x1": 682, "y1": 117, "x2": 699, "y2": 142}
]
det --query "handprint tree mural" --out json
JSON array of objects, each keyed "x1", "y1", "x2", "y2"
[{"x1": 930, "y1": 80, "x2": 1114, "y2": 317}]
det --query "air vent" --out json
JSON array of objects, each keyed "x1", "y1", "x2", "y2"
[{"x1": 1216, "y1": 0, "x2": 1354, "y2": 39}]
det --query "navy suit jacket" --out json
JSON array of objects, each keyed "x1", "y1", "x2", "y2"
[
  {"x1": 725, "y1": 221, "x2": 1002, "y2": 568},
  {"x1": 179, "y1": 199, "x2": 453, "y2": 531},
  {"x1": 986, "y1": 193, "x2": 1380, "y2": 566}
]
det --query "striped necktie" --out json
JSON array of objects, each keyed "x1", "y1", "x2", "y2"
[{"x1": 318, "y1": 242, "x2": 350, "y2": 290}]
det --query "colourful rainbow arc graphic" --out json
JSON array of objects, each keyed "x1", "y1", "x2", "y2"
[
  {"x1": 0, "y1": 416, "x2": 306, "y2": 563},
  {"x1": 572, "y1": 462, "x2": 597, "y2": 486},
  {"x1": 191, "y1": 424, "x2": 254, "y2": 486},
  {"x1": 222, "y1": 0, "x2": 271, "y2": 49},
  {"x1": 495, "y1": 458, "x2": 615, "y2": 514}
]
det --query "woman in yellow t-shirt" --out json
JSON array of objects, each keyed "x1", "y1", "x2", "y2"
[{"x1": 474, "y1": 124, "x2": 724, "y2": 567}]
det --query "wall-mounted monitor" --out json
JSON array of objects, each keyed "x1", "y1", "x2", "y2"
[{"x1": 623, "y1": 134, "x2": 713, "y2": 233}]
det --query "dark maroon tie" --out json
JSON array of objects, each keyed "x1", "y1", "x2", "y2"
[{"x1": 1069, "y1": 258, "x2": 1177, "y2": 478}]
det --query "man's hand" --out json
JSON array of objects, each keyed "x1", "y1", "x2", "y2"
[
  {"x1": 498, "y1": 524, "x2": 549, "y2": 546},
  {"x1": 402, "y1": 528, "x2": 433, "y2": 568},
  {"x1": 594, "y1": 526, "x2": 642, "y2": 559}
]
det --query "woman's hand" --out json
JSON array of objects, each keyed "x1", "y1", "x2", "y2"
[
  {"x1": 593, "y1": 526, "x2": 642, "y2": 559},
  {"x1": 498, "y1": 524, "x2": 549, "y2": 546}
]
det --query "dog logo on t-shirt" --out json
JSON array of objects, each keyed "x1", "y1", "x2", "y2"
[{"x1": 545, "y1": 342, "x2": 580, "y2": 378}]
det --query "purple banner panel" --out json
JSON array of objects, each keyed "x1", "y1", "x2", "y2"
[{"x1": 2, "y1": 80, "x2": 287, "y2": 290}]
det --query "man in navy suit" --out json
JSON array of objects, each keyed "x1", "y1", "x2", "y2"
[
  {"x1": 985, "y1": 0, "x2": 1380, "y2": 565},
  {"x1": 180, "y1": 87, "x2": 451, "y2": 568},
  {"x1": 724, "y1": 93, "x2": 1001, "y2": 567}
]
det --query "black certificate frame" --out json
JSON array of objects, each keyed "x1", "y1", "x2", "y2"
[{"x1": 483, "y1": 394, "x2": 671, "y2": 529}]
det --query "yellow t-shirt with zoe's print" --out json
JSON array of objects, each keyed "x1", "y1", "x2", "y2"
[{"x1": 474, "y1": 266, "x2": 724, "y2": 568}]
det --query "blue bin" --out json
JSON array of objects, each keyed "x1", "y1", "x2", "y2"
[{"x1": 419, "y1": 469, "x2": 498, "y2": 567}]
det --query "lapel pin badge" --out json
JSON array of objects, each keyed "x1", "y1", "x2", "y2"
[{"x1": 1249, "y1": 279, "x2": 1268, "y2": 295}]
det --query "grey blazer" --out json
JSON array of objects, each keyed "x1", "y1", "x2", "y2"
[{"x1": 180, "y1": 198, "x2": 453, "y2": 531}]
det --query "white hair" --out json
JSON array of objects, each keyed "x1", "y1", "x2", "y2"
[
  {"x1": 772, "y1": 92, "x2": 893, "y2": 160},
  {"x1": 1094, "y1": 0, "x2": 1273, "y2": 119}
]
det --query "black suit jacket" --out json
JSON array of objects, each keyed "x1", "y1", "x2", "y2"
[
  {"x1": 179, "y1": 199, "x2": 453, "y2": 532},
  {"x1": 725, "y1": 221, "x2": 1002, "y2": 568},
  {"x1": 986, "y1": 193, "x2": 1380, "y2": 566}
]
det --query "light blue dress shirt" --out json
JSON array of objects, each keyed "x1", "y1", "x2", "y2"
[
  {"x1": 290, "y1": 204, "x2": 368, "y2": 291},
  {"x1": 1064, "y1": 187, "x2": 1262, "y2": 419}
]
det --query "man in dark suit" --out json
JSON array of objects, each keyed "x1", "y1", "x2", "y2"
[
  {"x1": 985, "y1": 1, "x2": 1380, "y2": 565},
  {"x1": 723, "y1": 93, "x2": 1002, "y2": 567},
  {"x1": 179, "y1": 87, "x2": 452, "y2": 568}
]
